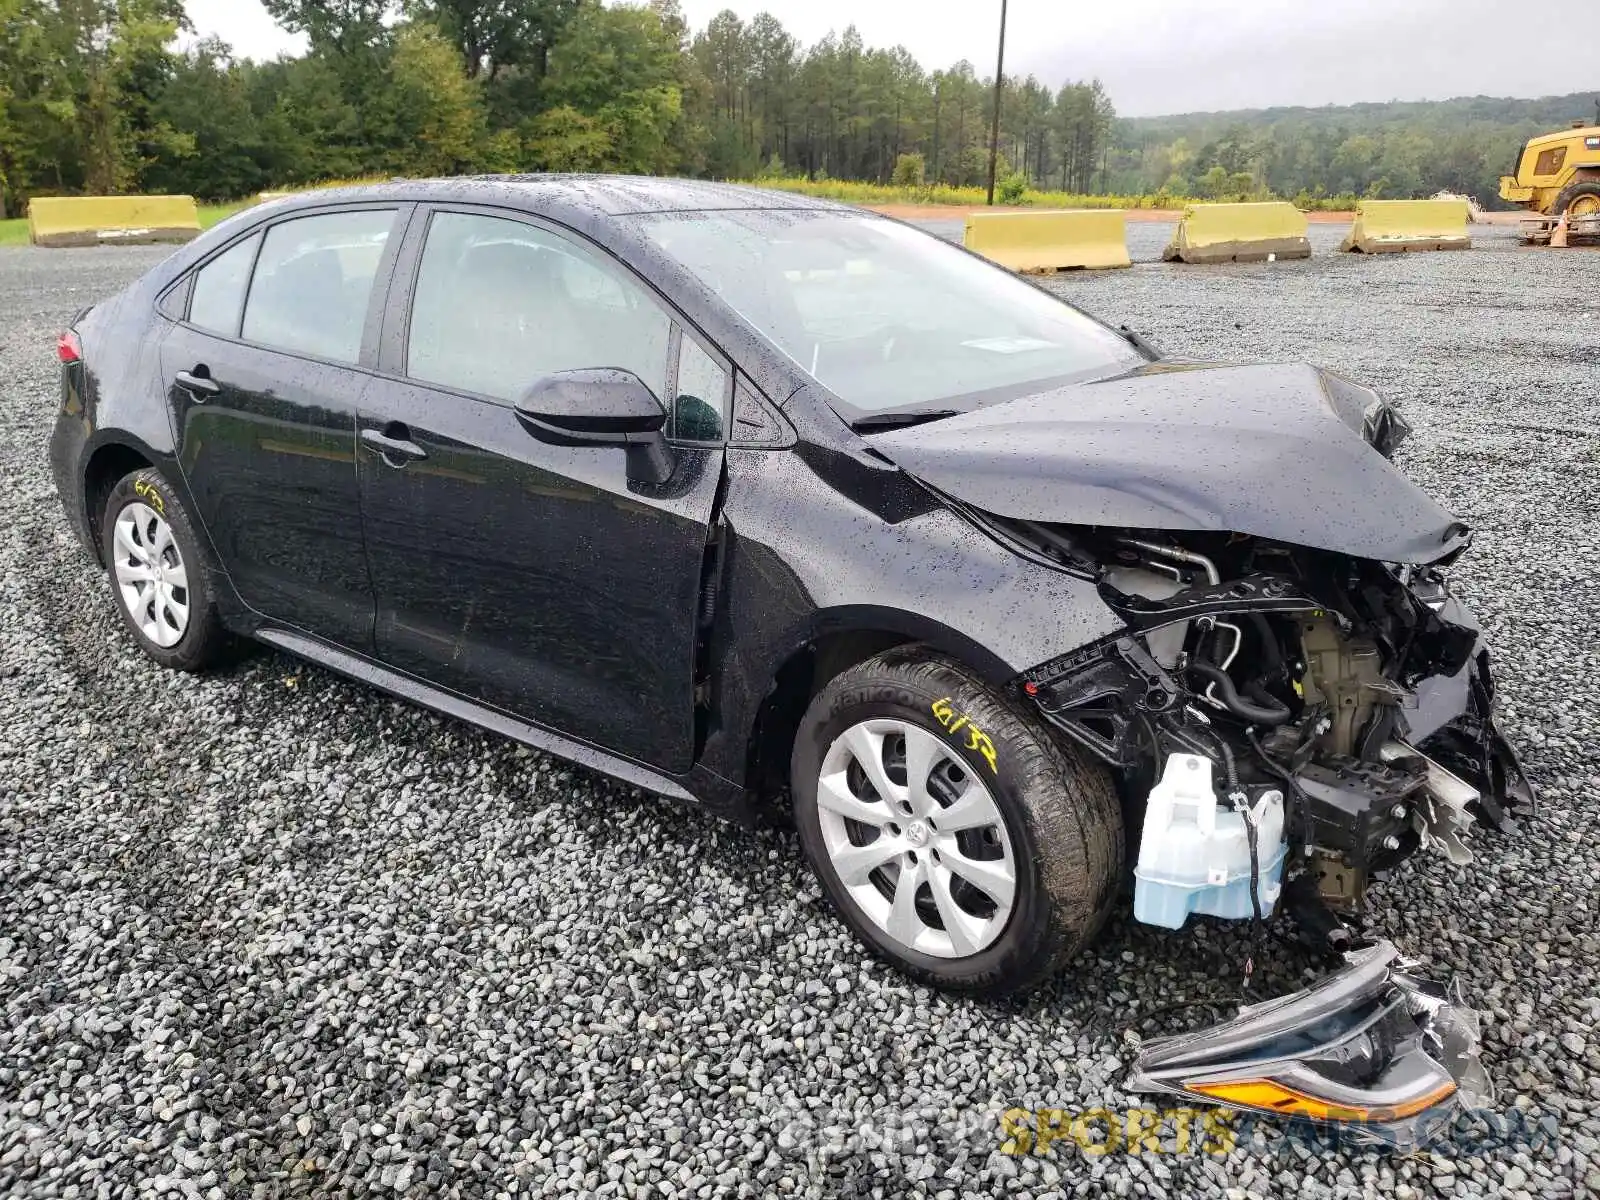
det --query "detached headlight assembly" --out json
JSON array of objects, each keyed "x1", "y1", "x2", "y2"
[{"x1": 1129, "y1": 941, "x2": 1489, "y2": 1148}]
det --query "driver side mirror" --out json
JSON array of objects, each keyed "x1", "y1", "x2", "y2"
[
  {"x1": 514, "y1": 368, "x2": 674, "y2": 484},
  {"x1": 514, "y1": 368, "x2": 666, "y2": 439}
]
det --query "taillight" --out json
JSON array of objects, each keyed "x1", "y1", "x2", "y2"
[{"x1": 57, "y1": 331, "x2": 82, "y2": 364}]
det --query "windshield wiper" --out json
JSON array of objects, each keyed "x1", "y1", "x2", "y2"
[
  {"x1": 850, "y1": 409, "x2": 960, "y2": 431},
  {"x1": 1119, "y1": 324, "x2": 1162, "y2": 359}
]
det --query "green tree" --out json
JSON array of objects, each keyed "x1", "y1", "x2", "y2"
[
  {"x1": 1, "y1": 0, "x2": 189, "y2": 199},
  {"x1": 890, "y1": 151, "x2": 923, "y2": 186},
  {"x1": 0, "y1": 0, "x2": 52, "y2": 211},
  {"x1": 260, "y1": 0, "x2": 391, "y2": 56},
  {"x1": 1196, "y1": 164, "x2": 1229, "y2": 199},
  {"x1": 141, "y1": 38, "x2": 268, "y2": 199},
  {"x1": 370, "y1": 23, "x2": 486, "y2": 175},
  {"x1": 260, "y1": 53, "x2": 368, "y2": 182},
  {"x1": 409, "y1": 0, "x2": 578, "y2": 80},
  {"x1": 540, "y1": 1, "x2": 686, "y2": 174},
  {"x1": 524, "y1": 103, "x2": 612, "y2": 169}
]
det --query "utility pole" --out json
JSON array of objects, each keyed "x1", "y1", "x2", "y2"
[{"x1": 985, "y1": 0, "x2": 1008, "y2": 205}]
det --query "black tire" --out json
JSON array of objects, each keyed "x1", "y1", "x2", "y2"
[
  {"x1": 791, "y1": 645, "x2": 1124, "y2": 997},
  {"x1": 99, "y1": 467, "x2": 229, "y2": 671},
  {"x1": 1557, "y1": 180, "x2": 1600, "y2": 218}
]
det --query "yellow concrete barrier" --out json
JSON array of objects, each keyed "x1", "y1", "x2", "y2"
[
  {"x1": 1162, "y1": 202, "x2": 1311, "y2": 264},
  {"x1": 963, "y1": 210, "x2": 1131, "y2": 272},
  {"x1": 27, "y1": 195, "x2": 201, "y2": 248},
  {"x1": 1339, "y1": 199, "x2": 1471, "y2": 254}
]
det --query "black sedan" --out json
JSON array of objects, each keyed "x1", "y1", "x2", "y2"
[{"x1": 50, "y1": 177, "x2": 1531, "y2": 1140}]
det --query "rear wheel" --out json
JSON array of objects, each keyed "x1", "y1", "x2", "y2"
[
  {"x1": 791, "y1": 646, "x2": 1123, "y2": 997},
  {"x1": 99, "y1": 468, "x2": 229, "y2": 671}
]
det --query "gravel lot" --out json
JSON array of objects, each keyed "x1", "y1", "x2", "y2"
[{"x1": 2, "y1": 232, "x2": 1597, "y2": 1200}]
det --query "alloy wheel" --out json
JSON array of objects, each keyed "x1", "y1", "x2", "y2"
[
  {"x1": 112, "y1": 501, "x2": 190, "y2": 648},
  {"x1": 815, "y1": 718, "x2": 1017, "y2": 959}
]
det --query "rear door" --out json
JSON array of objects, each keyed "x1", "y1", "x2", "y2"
[
  {"x1": 356, "y1": 206, "x2": 730, "y2": 772},
  {"x1": 160, "y1": 205, "x2": 407, "y2": 648}
]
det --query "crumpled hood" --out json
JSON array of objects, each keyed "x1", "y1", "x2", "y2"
[{"x1": 876, "y1": 361, "x2": 1467, "y2": 563}]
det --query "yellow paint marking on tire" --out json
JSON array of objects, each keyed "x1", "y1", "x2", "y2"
[
  {"x1": 133, "y1": 479, "x2": 165, "y2": 516},
  {"x1": 931, "y1": 696, "x2": 999, "y2": 775}
]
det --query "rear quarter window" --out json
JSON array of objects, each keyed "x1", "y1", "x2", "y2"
[
  {"x1": 188, "y1": 234, "x2": 259, "y2": 338},
  {"x1": 671, "y1": 335, "x2": 728, "y2": 443}
]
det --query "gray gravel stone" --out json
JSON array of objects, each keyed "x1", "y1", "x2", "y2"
[{"x1": 1, "y1": 233, "x2": 1593, "y2": 1198}]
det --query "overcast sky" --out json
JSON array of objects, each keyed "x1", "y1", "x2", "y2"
[{"x1": 184, "y1": 0, "x2": 1595, "y2": 118}]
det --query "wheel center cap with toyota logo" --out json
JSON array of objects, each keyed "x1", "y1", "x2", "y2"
[{"x1": 905, "y1": 820, "x2": 930, "y2": 847}]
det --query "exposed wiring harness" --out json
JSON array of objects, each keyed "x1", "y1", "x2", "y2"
[
  {"x1": 1197, "y1": 725, "x2": 1264, "y2": 997},
  {"x1": 1246, "y1": 726, "x2": 1316, "y2": 812}
]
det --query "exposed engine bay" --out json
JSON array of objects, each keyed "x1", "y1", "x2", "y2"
[
  {"x1": 984, "y1": 519, "x2": 1536, "y2": 1144},
  {"x1": 885, "y1": 362, "x2": 1536, "y2": 1143},
  {"x1": 1005, "y1": 522, "x2": 1535, "y2": 938}
]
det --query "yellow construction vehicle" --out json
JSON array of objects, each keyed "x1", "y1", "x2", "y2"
[{"x1": 1499, "y1": 103, "x2": 1600, "y2": 245}]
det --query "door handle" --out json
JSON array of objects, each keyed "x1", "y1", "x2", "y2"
[
  {"x1": 174, "y1": 368, "x2": 220, "y2": 399},
  {"x1": 361, "y1": 425, "x2": 428, "y2": 466}
]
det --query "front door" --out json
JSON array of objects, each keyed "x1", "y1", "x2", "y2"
[
  {"x1": 357, "y1": 208, "x2": 731, "y2": 773},
  {"x1": 161, "y1": 206, "x2": 404, "y2": 648}
]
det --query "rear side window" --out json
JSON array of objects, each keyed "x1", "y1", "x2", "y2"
[
  {"x1": 406, "y1": 211, "x2": 671, "y2": 402},
  {"x1": 188, "y1": 234, "x2": 259, "y2": 337},
  {"x1": 241, "y1": 210, "x2": 397, "y2": 364}
]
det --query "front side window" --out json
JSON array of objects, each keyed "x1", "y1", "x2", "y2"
[
  {"x1": 407, "y1": 211, "x2": 672, "y2": 403},
  {"x1": 188, "y1": 234, "x2": 259, "y2": 338},
  {"x1": 640, "y1": 210, "x2": 1142, "y2": 419},
  {"x1": 241, "y1": 209, "x2": 397, "y2": 365}
]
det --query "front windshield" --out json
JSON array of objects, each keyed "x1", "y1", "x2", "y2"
[{"x1": 639, "y1": 209, "x2": 1143, "y2": 417}]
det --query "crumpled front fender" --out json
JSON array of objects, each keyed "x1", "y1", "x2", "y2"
[{"x1": 1399, "y1": 593, "x2": 1536, "y2": 833}]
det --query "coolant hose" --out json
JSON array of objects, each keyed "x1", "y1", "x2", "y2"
[
  {"x1": 1188, "y1": 662, "x2": 1292, "y2": 726},
  {"x1": 1246, "y1": 613, "x2": 1282, "y2": 677}
]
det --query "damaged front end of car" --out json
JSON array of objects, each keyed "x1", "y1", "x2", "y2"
[
  {"x1": 1013, "y1": 524, "x2": 1534, "y2": 908},
  {"x1": 884, "y1": 362, "x2": 1534, "y2": 1144},
  {"x1": 992, "y1": 519, "x2": 1532, "y2": 1144}
]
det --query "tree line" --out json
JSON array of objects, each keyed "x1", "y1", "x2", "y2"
[
  {"x1": 0, "y1": 2, "x2": 1590, "y2": 218},
  {"x1": 0, "y1": 0, "x2": 1116, "y2": 215},
  {"x1": 1110, "y1": 93, "x2": 1600, "y2": 209}
]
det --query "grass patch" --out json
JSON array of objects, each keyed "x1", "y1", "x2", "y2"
[
  {"x1": 0, "y1": 201, "x2": 248, "y2": 248},
  {"x1": 199, "y1": 202, "x2": 249, "y2": 228},
  {"x1": 739, "y1": 178, "x2": 1195, "y2": 209},
  {"x1": 739, "y1": 177, "x2": 1361, "y2": 211}
]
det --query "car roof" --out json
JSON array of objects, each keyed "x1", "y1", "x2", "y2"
[{"x1": 258, "y1": 174, "x2": 856, "y2": 223}]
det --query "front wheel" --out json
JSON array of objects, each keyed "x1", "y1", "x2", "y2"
[{"x1": 791, "y1": 646, "x2": 1124, "y2": 997}]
